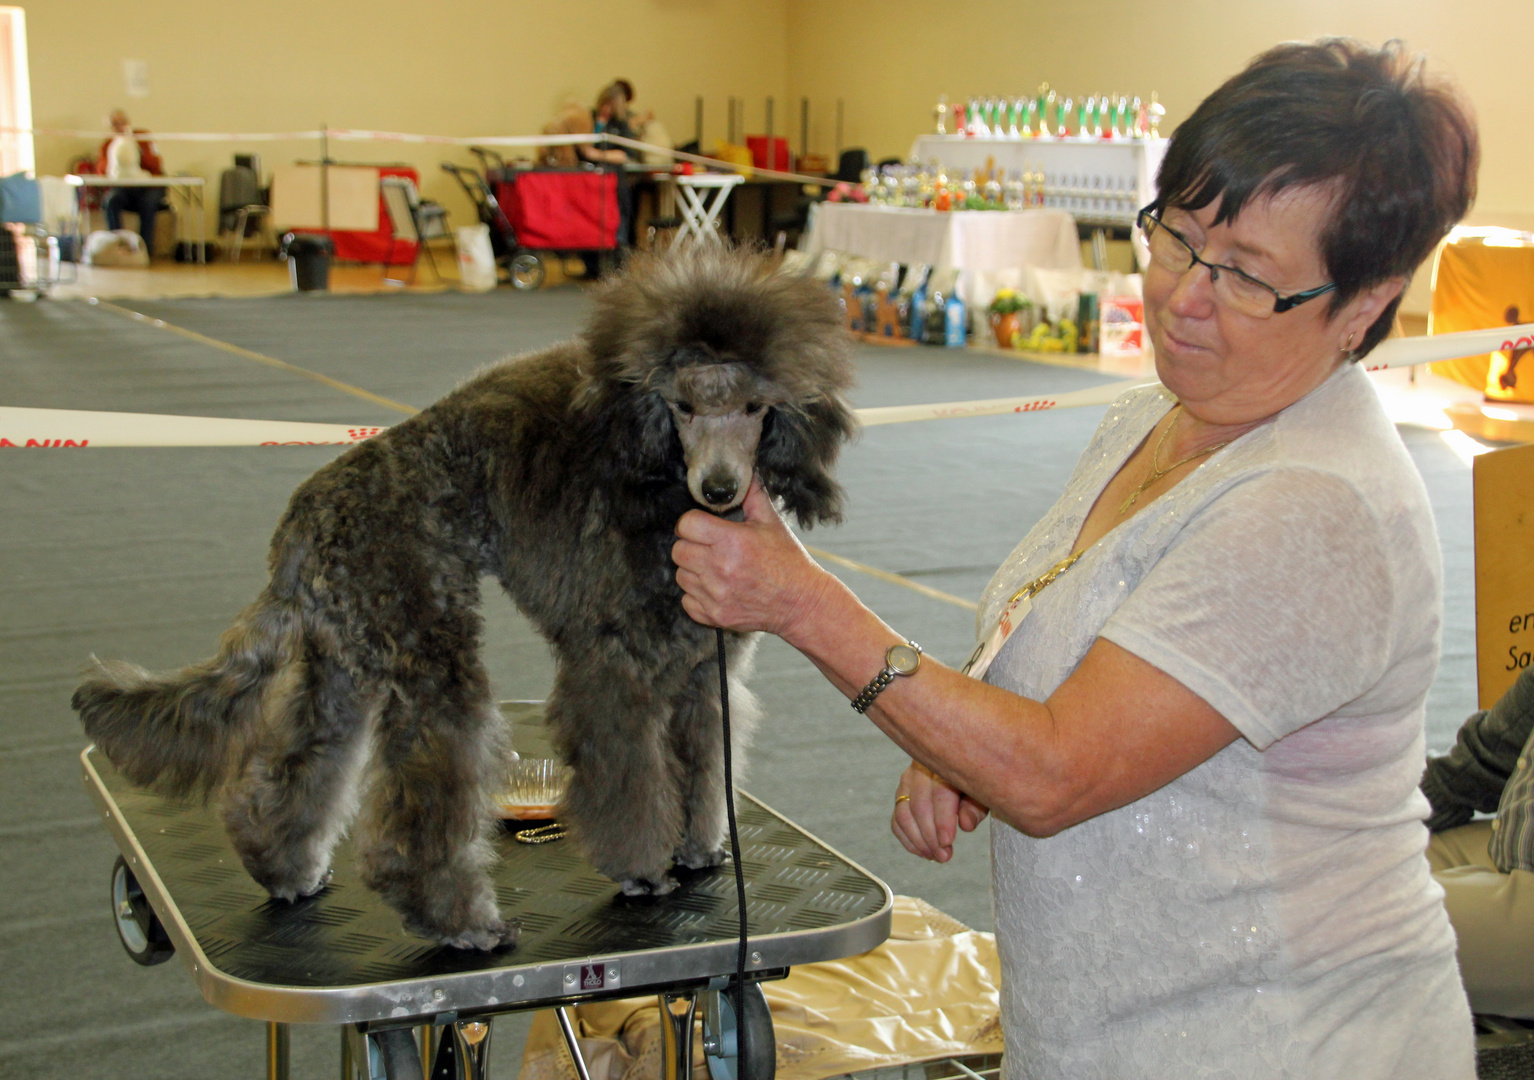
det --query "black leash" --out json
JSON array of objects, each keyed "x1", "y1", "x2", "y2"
[{"x1": 716, "y1": 626, "x2": 750, "y2": 1080}]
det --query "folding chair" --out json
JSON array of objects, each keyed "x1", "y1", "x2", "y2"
[{"x1": 381, "y1": 176, "x2": 450, "y2": 284}]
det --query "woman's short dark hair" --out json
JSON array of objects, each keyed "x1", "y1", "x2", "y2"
[{"x1": 1152, "y1": 38, "x2": 1479, "y2": 356}]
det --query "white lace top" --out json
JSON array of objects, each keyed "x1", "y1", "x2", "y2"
[{"x1": 980, "y1": 364, "x2": 1473, "y2": 1079}]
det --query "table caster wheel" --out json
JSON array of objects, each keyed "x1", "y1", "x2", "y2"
[
  {"x1": 509, "y1": 253, "x2": 545, "y2": 290},
  {"x1": 702, "y1": 981, "x2": 774, "y2": 1080},
  {"x1": 111, "y1": 855, "x2": 174, "y2": 966}
]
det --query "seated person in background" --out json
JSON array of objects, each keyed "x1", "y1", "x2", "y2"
[
  {"x1": 1423, "y1": 664, "x2": 1534, "y2": 1019},
  {"x1": 610, "y1": 79, "x2": 654, "y2": 144},
  {"x1": 99, "y1": 109, "x2": 165, "y2": 255},
  {"x1": 581, "y1": 84, "x2": 635, "y2": 166}
]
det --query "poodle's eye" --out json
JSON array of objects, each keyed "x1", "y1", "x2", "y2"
[
  {"x1": 675, "y1": 402, "x2": 694, "y2": 416},
  {"x1": 745, "y1": 402, "x2": 763, "y2": 415}
]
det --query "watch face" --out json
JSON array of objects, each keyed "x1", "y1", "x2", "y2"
[{"x1": 887, "y1": 643, "x2": 921, "y2": 676}]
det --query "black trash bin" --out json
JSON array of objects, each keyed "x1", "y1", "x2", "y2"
[{"x1": 281, "y1": 233, "x2": 332, "y2": 292}]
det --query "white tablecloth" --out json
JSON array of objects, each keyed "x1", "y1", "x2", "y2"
[{"x1": 802, "y1": 203, "x2": 1081, "y2": 273}]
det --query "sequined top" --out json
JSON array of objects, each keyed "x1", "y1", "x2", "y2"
[{"x1": 980, "y1": 364, "x2": 1473, "y2": 1079}]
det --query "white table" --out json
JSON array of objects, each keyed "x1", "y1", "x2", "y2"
[
  {"x1": 802, "y1": 203, "x2": 1082, "y2": 272},
  {"x1": 66, "y1": 174, "x2": 208, "y2": 264},
  {"x1": 674, "y1": 173, "x2": 744, "y2": 246},
  {"x1": 800, "y1": 202, "x2": 1096, "y2": 322}
]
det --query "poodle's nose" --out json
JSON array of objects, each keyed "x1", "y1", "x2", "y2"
[{"x1": 702, "y1": 476, "x2": 739, "y2": 506}]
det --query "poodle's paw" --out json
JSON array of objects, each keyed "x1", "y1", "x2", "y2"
[
  {"x1": 674, "y1": 844, "x2": 727, "y2": 871},
  {"x1": 257, "y1": 866, "x2": 333, "y2": 903},
  {"x1": 620, "y1": 874, "x2": 679, "y2": 897},
  {"x1": 430, "y1": 918, "x2": 520, "y2": 952},
  {"x1": 297, "y1": 868, "x2": 334, "y2": 898}
]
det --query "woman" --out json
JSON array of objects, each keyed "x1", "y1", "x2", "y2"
[{"x1": 673, "y1": 39, "x2": 1479, "y2": 1078}]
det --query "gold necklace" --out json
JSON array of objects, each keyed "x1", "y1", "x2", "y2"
[{"x1": 1118, "y1": 405, "x2": 1232, "y2": 514}]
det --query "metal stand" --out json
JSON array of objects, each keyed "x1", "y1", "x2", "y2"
[
  {"x1": 268, "y1": 1021, "x2": 291, "y2": 1080},
  {"x1": 84, "y1": 736, "x2": 886, "y2": 1080},
  {"x1": 659, "y1": 992, "x2": 700, "y2": 1080}
]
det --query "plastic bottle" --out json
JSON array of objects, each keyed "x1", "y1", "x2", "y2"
[
  {"x1": 944, "y1": 293, "x2": 967, "y2": 348},
  {"x1": 909, "y1": 283, "x2": 927, "y2": 340}
]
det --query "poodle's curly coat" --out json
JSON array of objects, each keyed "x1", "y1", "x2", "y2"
[{"x1": 73, "y1": 247, "x2": 857, "y2": 949}]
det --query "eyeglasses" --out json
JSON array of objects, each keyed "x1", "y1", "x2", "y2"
[{"x1": 1136, "y1": 206, "x2": 1336, "y2": 319}]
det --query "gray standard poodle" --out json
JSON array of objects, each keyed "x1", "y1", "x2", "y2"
[{"x1": 73, "y1": 246, "x2": 857, "y2": 949}]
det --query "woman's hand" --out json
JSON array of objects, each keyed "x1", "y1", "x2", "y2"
[
  {"x1": 892, "y1": 760, "x2": 990, "y2": 863},
  {"x1": 672, "y1": 479, "x2": 834, "y2": 639}
]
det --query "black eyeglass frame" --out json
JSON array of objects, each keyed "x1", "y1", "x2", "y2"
[{"x1": 1136, "y1": 206, "x2": 1337, "y2": 316}]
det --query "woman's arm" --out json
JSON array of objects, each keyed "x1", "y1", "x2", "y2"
[{"x1": 674, "y1": 482, "x2": 1240, "y2": 840}]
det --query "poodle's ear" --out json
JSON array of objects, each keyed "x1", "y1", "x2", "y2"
[
  {"x1": 755, "y1": 396, "x2": 858, "y2": 527},
  {"x1": 629, "y1": 390, "x2": 678, "y2": 470},
  {"x1": 580, "y1": 376, "x2": 679, "y2": 477}
]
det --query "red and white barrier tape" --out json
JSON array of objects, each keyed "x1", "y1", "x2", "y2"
[
  {"x1": 4, "y1": 125, "x2": 841, "y2": 188},
  {"x1": 3, "y1": 327, "x2": 1529, "y2": 448},
  {"x1": 859, "y1": 324, "x2": 1534, "y2": 427},
  {"x1": 0, "y1": 408, "x2": 381, "y2": 448}
]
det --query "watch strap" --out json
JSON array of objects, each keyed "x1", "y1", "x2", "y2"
[{"x1": 851, "y1": 640, "x2": 922, "y2": 713}]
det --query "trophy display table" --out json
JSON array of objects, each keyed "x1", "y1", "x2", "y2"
[{"x1": 801, "y1": 203, "x2": 1081, "y2": 276}]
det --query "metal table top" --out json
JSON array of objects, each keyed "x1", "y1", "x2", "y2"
[{"x1": 82, "y1": 745, "x2": 892, "y2": 1027}]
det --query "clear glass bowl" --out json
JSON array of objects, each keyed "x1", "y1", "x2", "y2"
[{"x1": 495, "y1": 756, "x2": 571, "y2": 820}]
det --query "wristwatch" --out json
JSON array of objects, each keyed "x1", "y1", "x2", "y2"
[{"x1": 851, "y1": 640, "x2": 923, "y2": 713}]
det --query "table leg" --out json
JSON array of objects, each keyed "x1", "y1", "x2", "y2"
[
  {"x1": 429, "y1": 1020, "x2": 493, "y2": 1080},
  {"x1": 677, "y1": 186, "x2": 708, "y2": 246},
  {"x1": 555, "y1": 1006, "x2": 594, "y2": 1080},
  {"x1": 267, "y1": 1021, "x2": 291, "y2": 1080},
  {"x1": 658, "y1": 992, "x2": 699, "y2": 1080},
  {"x1": 691, "y1": 189, "x2": 731, "y2": 246}
]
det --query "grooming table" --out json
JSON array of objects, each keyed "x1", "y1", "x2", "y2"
[{"x1": 82, "y1": 733, "x2": 892, "y2": 1080}]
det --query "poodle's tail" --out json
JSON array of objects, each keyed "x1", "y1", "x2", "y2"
[{"x1": 73, "y1": 590, "x2": 302, "y2": 799}]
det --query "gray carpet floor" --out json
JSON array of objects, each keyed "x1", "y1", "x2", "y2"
[{"x1": 0, "y1": 288, "x2": 1482, "y2": 1078}]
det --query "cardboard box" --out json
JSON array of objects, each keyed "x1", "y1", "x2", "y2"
[
  {"x1": 1473, "y1": 441, "x2": 1534, "y2": 707},
  {"x1": 1100, "y1": 295, "x2": 1145, "y2": 357}
]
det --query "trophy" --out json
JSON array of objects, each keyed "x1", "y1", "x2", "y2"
[
  {"x1": 1057, "y1": 97, "x2": 1074, "y2": 138},
  {"x1": 1148, "y1": 92, "x2": 1166, "y2": 139},
  {"x1": 968, "y1": 97, "x2": 987, "y2": 137},
  {"x1": 1131, "y1": 96, "x2": 1146, "y2": 138},
  {"x1": 1036, "y1": 82, "x2": 1055, "y2": 137},
  {"x1": 1009, "y1": 98, "x2": 1023, "y2": 139},
  {"x1": 935, "y1": 94, "x2": 949, "y2": 136}
]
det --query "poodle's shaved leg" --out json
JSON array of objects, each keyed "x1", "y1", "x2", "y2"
[
  {"x1": 222, "y1": 650, "x2": 374, "y2": 901},
  {"x1": 671, "y1": 640, "x2": 760, "y2": 871},
  {"x1": 549, "y1": 667, "x2": 687, "y2": 895},
  {"x1": 353, "y1": 672, "x2": 515, "y2": 951}
]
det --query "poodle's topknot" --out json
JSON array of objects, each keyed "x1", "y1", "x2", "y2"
[{"x1": 582, "y1": 245, "x2": 857, "y2": 408}]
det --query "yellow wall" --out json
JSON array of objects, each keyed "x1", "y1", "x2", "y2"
[
  {"x1": 23, "y1": 0, "x2": 790, "y2": 220},
  {"x1": 784, "y1": 0, "x2": 1534, "y2": 314},
  {"x1": 22, "y1": 0, "x2": 1532, "y2": 313}
]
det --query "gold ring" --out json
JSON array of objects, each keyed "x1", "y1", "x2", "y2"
[{"x1": 895, "y1": 794, "x2": 912, "y2": 805}]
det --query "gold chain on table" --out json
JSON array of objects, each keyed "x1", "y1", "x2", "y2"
[{"x1": 514, "y1": 822, "x2": 567, "y2": 844}]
